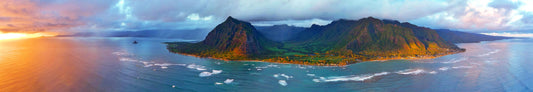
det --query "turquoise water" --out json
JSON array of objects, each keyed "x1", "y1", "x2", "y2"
[{"x1": 1, "y1": 37, "x2": 532, "y2": 91}]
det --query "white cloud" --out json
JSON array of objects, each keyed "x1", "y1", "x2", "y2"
[{"x1": 4, "y1": 0, "x2": 533, "y2": 33}]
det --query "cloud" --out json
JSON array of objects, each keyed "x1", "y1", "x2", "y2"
[
  {"x1": 252, "y1": 18, "x2": 332, "y2": 27},
  {"x1": 2, "y1": 0, "x2": 533, "y2": 33},
  {"x1": 165, "y1": 0, "x2": 452, "y2": 21},
  {"x1": 97, "y1": 0, "x2": 458, "y2": 29},
  {"x1": 522, "y1": 13, "x2": 533, "y2": 23},
  {"x1": 489, "y1": 0, "x2": 521, "y2": 9},
  {"x1": 0, "y1": 0, "x2": 113, "y2": 33},
  {"x1": 410, "y1": 0, "x2": 529, "y2": 31}
]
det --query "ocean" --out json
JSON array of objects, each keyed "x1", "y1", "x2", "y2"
[{"x1": 0, "y1": 37, "x2": 532, "y2": 92}]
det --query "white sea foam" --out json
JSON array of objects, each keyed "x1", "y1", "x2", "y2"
[
  {"x1": 312, "y1": 79, "x2": 320, "y2": 82},
  {"x1": 187, "y1": 64, "x2": 207, "y2": 71},
  {"x1": 119, "y1": 57, "x2": 138, "y2": 62},
  {"x1": 196, "y1": 68, "x2": 207, "y2": 71},
  {"x1": 429, "y1": 71, "x2": 437, "y2": 74},
  {"x1": 478, "y1": 50, "x2": 500, "y2": 57},
  {"x1": 395, "y1": 69, "x2": 425, "y2": 75},
  {"x1": 280, "y1": 74, "x2": 292, "y2": 79},
  {"x1": 199, "y1": 72, "x2": 212, "y2": 77},
  {"x1": 154, "y1": 63, "x2": 180, "y2": 69},
  {"x1": 442, "y1": 57, "x2": 467, "y2": 64},
  {"x1": 154, "y1": 63, "x2": 177, "y2": 67},
  {"x1": 215, "y1": 82, "x2": 223, "y2": 85},
  {"x1": 267, "y1": 64, "x2": 279, "y2": 68},
  {"x1": 212, "y1": 70, "x2": 222, "y2": 74},
  {"x1": 452, "y1": 66, "x2": 473, "y2": 69},
  {"x1": 141, "y1": 61, "x2": 151, "y2": 65},
  {"x1": 114, "y1": 51, "x2": 191, "y2": 70},
  {"x1": 198, "y1": 70, "x2": 223, "y2": 77},
  {"x1": 306, "y1": 74, "x2": 315, "y2": 77},
  {"x1": 143, "y1": 64, "x2": 154, "y2": 67},
  {"x1": 439, "y1": 67, "x2": 449, "y2": 71},
  {"x1": 112, "y1": 51, "x2": 131, "y2": 56},
  {"x1": 273, "y1": 73, "x2": 292, "y2": 80},
  {"x1": 278, "y1": 80, "x2": 288, "y2": 86},
  {"x1": 224, "y1": 79, "x2": 234, "y2": 84},
  {"x1": 319, "y1": 72, "x2": 389, "y2": 82},
  {"x1": 255, "y1": 64, "x2": 280, "y2": 70}
]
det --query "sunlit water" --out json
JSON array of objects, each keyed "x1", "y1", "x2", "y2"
[{"x1": 1, "y1": 37, "x2": 532, "y2": 92}]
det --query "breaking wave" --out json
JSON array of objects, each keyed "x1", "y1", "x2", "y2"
[
  {"x1": 224, "y1": 79, "x2": 234, "y2": 84},
  {"x1": 273, "y1": 73, "x2": 293, "y2": 80},
  {"x1": 442, "y1": 57, "x2": 468, "y2": 64},
  {"x1": 395, "y1": 69, "x2": 426, "y2": 75},
  {"x1": 478, "y1": 50, "x2": 500, "y2": 57},
  {"x1": 113, "y1": 51, "x2": 225, "y2": 78},
  {"x1": 187, "y1": 64, "x2": 207, "y2": 71},
  {"x1": 199, "y1": 72, "x2": 212, "y2": 77},
  {"x1": 278, "y1": 80, "x2": 287, "y2": 86},
  {"x1": 439, "y1": 67, "x2": 449, "y2": 71},
  {"x1": 198, "y1": 70, "x2": 223, "y2": 77},
  {"x1": 316, "y1": 72, "x2": 389, "y2": 82}
]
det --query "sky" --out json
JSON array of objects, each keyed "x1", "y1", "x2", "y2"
[{"x1": 0, "y1": 0, "x2": 532, "y2": 35}]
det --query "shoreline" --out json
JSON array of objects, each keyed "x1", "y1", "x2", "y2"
[{"x1": 169, "y1": 50, "x2": 465, "y2": 66}]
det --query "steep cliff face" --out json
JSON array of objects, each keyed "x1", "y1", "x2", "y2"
[
  {"x1": 167, "y1": 16, "x2": 465, "y2": 65},
  {"x1": 167, "y1": 16, "x2": 279, "y2": 59},
  {"x1": 290, "y1": 17, "x2": 462, "y2": 57}
]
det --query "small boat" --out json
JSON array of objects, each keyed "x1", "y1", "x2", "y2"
[{"x1": 133, "y1": 41, "x2": 138, "y2": 44}]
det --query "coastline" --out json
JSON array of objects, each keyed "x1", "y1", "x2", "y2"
[{"x1": 168, "y1": 50, "x2": 465, "y2": 66}]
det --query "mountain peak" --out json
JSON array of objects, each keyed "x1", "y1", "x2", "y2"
[
  {"x1": 227, "y1": 16, "x2": 235, "y2": 20},
  {"x1": 358, "y1": 16, "x2": 381, "y2": 22},
  {"x1": 225, "y1": 16, "x2": 242, "y2": 23},
  {"x1": 383, "y1": 19, "x2": 401, "y2": 24},
  {"x1": 222, "y1": 16, "x2": 253, "y2": 27},
  {"x1": 311, "y1": 24, "x2": 320, "y2": 27}
]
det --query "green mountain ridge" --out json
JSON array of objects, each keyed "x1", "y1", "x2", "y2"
[
  {"x1": 167, "y1": 16, "x2": 465, "y2": 65},
  {"x1": 285, "y1": 17, "x2": 462, "y2": 57}
]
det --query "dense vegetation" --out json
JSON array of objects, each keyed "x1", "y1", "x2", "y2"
[{"x1": 167, "y1": 16, "x2": 465, "y2": 66}]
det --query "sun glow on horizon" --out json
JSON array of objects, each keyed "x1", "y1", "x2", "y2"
[{"x1": 0, "y1": 32, "x2": 56, "y2": 40}]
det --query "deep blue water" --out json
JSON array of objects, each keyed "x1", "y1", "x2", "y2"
[{"x1": 1, "y1": 37, "x2": 532, "y2": 92}]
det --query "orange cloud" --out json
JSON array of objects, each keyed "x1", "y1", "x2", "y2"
[{"x1": 0, "y1": 0, "x2": 110, "y2": 33}]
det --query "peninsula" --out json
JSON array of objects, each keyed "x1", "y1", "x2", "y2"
[{"x1": 166, "y1": 16, "x2": 465, "y2": 66}]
